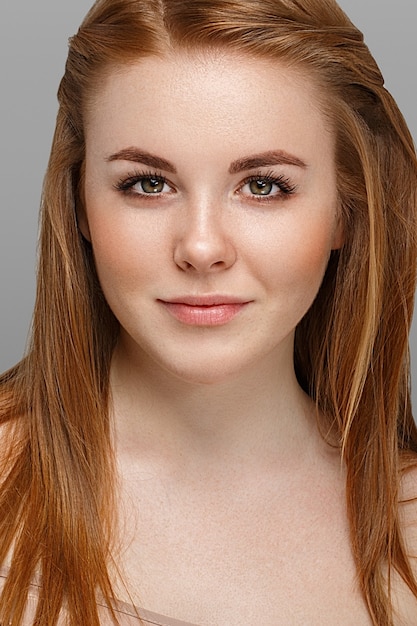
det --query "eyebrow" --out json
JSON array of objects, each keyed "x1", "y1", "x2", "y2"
[
  {"x1": 106, "y1": 147, "x2": 307, "y2": 174},
  {"x1": 106, "y1": 148, "x2": 177, "y2": 173},
  {"x1": 228, "y1": 150, "x2": 307, "y2": 174}
]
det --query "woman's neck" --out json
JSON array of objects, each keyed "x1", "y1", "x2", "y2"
[{"x1": 109, "y1": 338, "x2": 321, "y2": 474}]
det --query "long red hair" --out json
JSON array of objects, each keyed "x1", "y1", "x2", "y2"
[{"x1": 1, "y1": 1, "x2": 416, "y2": 624}]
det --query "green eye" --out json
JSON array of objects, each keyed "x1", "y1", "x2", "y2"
[
  {"x1": 249, "y1": 179, "x2": 274, "y2": 196},
  {"x1": 141, "y1": 177, "x2": 165, "y2": 193},
  {"x1": 115, "y1": 172, "x2": 172, "y2": 198},
  {"x1": 240, "y1": 174, "x2": 297, "y2": 200}
]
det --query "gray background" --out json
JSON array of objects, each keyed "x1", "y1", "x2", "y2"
[{"x1": 0, "y1": 1, "x2": 416, "y2": 411}]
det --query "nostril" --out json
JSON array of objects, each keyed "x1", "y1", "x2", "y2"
[{"x1": 173, "y1": 224, "x2": 237, "y2": 273}]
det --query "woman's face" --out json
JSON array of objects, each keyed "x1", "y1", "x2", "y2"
[{"x1": 81, "y1": 50, "x2": 343, "y2": 384}]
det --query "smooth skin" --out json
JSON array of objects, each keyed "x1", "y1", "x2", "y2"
[{"x1": 79, "y1": 50, "x2": 417, "y2": 625}]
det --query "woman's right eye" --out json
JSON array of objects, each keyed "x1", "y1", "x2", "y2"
[{"x1": 115, "y1": 173, "x2": 173, "y2": 196}]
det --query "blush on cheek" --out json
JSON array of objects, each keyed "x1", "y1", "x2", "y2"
[
  {"x1": 89, "y1": 222, "x2": 137, "y2": 267},
  {"x1": 274, "y1": 224, "x2": 334, "y2": 285},
  {"x1": 299, "y1": 237, "x2": 333, "y2": 275}
]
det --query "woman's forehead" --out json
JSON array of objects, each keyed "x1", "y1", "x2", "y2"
[{"x1": 84, "y1": 49, "x2": 335, "y2": 169}]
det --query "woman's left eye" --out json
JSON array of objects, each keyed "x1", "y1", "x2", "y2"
[
  {"x1": 248, "y1": 179, "x2": 276, "y2": 196},
  {"x1": 239, "y1": 174, "x2": 297, "y2": 199}
]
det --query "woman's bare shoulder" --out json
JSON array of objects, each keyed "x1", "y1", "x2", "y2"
[
  {"x1": 0, "y1": 385, "x2": 28, "y2": 468},
  {"x1": 392, "y1": 460, "x2": 417, "y2": 624},
  {"x1": 399, "y1": 458, "x2": 417, "y2": 549}
]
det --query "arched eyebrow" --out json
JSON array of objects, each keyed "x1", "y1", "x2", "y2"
[
  {"x1": 228, "y1": 150, "x2": 307, "y2": 174},
  {"x1": 106, "y1": 148, "x2": 307, "y2": 173},
  {"x1": 106, "y1": 148, "x2": 177, "y2": 173}
]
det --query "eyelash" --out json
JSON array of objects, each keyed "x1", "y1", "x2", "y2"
[
  {"x1": 114, "y1": 169, "x2": 297, "y2": 201},
  {"x1": 114, "y1": 170, "x2": 170, "y2": 196},
  {"x1": 238, "y1": 170, "x2": 297, "y2": 201}
]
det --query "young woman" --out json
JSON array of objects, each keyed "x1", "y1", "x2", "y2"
[{"x1": 0, "y1": 1, "x2": 416, "y2": 624}]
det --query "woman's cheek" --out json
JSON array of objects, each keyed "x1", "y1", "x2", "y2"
[{"x1": 266, "y1": 216, "x2": 335, "y2": 287}]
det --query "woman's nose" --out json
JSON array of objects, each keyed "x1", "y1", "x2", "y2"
[{"x1": 173, "y1": 201, "x2": 237, "y2": 273}]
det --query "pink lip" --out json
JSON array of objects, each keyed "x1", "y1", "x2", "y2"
[{"x1": 159, "y1": 296, "x2": 251, "y2": 326}]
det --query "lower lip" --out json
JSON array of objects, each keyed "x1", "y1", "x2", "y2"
[{"x1": 160, "y1": 302, "x2": 248, "y2": 326}]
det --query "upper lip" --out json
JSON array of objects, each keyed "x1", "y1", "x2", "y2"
[{"x1": 159, "y1": 295, "x2": 251, "y2": 306}]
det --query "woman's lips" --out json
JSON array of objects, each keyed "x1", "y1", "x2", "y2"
[{"x1": 159, "y1": 297, "x2": 250, "y2": 326}]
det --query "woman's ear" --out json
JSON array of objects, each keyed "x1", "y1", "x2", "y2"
[
  {"x1": 75, "y1": 166, "x2": 92, "y2": 242},
  {"x1": 331, "y1": 200, "x2": 345, "y2": 250},
  {"x1": 331, "y1": 215, "x2": 345, "y2": 250},
  {"x1": 76, "y1": 200, "x2": 92, "y2": 243}
]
